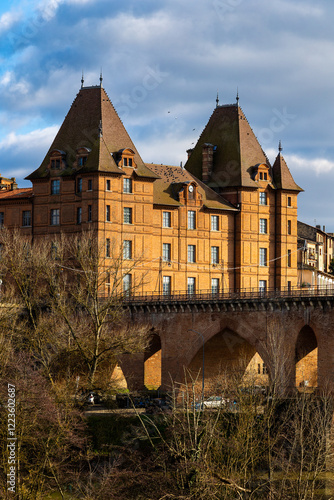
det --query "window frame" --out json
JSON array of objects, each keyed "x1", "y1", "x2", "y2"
[
  {"x1": 162, "y1": 243, "x2": 171, "y2": 262},
  {"x1": 211, "y1": 278, "x2": 219, "y2": 294},
  {"x1": 123, "y1": 240, "x2": 132, "y2": 260},
  {"x1": 163, "y1": 276, "x2": 171, "y2": 296},
  {"x1": 188, "y1": 210, "x2": 196, "y2": 230},
  {"x1": 211, "y1": 215, "x2": 219, "y2": 231},
  {"x1": 106, "y1": 205, "x2": 111, "y2": 222},
  {"x1": 123, "y1": 207, "x2": 132, "y2": 224},
  {"x1": 259, "y1": 218, "x2": 267, "y2": 234},
  {"x1": 50, "y1": 208, "x2": 60, "y2": 226},
  {"x1": 187, "y1": 277, "x2": 196, "y2": 295},
  {"x1": 211, "y1": 246, "x2": 219, "y2": 264},
  {"x1": 188, "y1": 244, "x2": 196, "y2": 263},
  {"x1": 51, "y1": 179, "x2": 60, "y2": 195},
  {"x1": 163, "y1": 211, "x2": 171, "y2": 228},
  {"x1": 259, "y1": 192, "x2": 267, "y2": 205},
  {"x1": 106, "y1": 238, "x2": 111, "y2": 258},
  {"x1": 259, "y1": 247, "x2": 267, "y2": 266},
  {"x1": 123, "y1": 178, "x2": 132, "y2": 194},
  {"x1": 22, "y1": 210, "x2": 31, "y2": 227}
]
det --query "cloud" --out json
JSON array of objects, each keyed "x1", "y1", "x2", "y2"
[
  {"x1": 0, "y1": 10, "x2": 23, "y2": 35},
  {"x1": 0, "y1": 126, "x2": 59, "y2": 152}
]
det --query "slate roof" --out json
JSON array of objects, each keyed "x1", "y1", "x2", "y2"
[
  {"x1": 148, "y1": 163, "x2": 237, "y2": 211},
  {"x1": 185, "y1": 103, "x2": 302, "y2": 192},
  {"x1": 26, "y1": 86, "x2": 159, "y2": 181},
  {"x1": 185, "y1": 103, "x2": 270, "y2": 188},
  {"x1": 272, "y1": 152, "x2": 303, "y2": 192}
]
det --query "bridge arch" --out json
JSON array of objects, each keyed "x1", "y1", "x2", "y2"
[
  {"x1": 295, "y1": 325, "x2": 318, "y2": 390},
  {"x1": 187, "y1": 326, "x2": 270, "y2": 395},
  {"x1": 144, "y1": 333, "x2": 162, "y2": 390}
]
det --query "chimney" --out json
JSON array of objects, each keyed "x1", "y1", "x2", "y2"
[
  {"x1": 323, "y1": 225, "x2": 326, "y2": 232},
  {"x1": 202, "y1": 143, "x2": 214, "y2": 182},
  {"x1": 316, "y1": 225, "x2": 321, "y2": 230},
  {"x1": 186, "y1": 148, "x2": 193, "y2": 159},
  {"x1": 10, "y1": 177, "x2": 18, "y2": 190}
]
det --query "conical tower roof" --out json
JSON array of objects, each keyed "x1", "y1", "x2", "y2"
[
  {"x1": 272, "y1": 151, "x2": 303, "y2": 192},
  {"x1": 185, "y1": 103, "x2": 270, "y2": 189},
  {"x1": 26, "y1": 85, "x2": 159, "y2": 180}
]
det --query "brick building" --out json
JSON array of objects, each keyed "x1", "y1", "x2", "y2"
[{"x1": 0, "y1": 83, "x2": 303, "y2": 296}]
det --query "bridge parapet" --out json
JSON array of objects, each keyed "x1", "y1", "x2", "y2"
[{"x1": 123, "y1": 286, "x2": 334, "y2": 313}]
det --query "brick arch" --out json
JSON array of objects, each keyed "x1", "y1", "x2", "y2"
[
  {"x1": 295, "y1": 325, "x2": 318, "y2": 389},
  {"x1": 187, "y1": 327, "x2": 259, "y2": 394},
  {"x1": 144, "y1": 333, "x2": 162, "y2": 390}
]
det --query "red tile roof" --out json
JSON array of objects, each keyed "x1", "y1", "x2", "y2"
[{"x1": 0, "y1": 188, "x2": 32, "y2": 200}]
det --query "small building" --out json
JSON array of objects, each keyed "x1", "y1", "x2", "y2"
[{"x1": 297, "y1": 221, "x2": 334, "y2": 289}]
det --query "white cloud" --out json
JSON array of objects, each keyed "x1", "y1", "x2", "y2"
[
  {"x1": 285, "y1": 154, "x2": 334, "y2": 175},
  {"x1": 0, "y1": 126, "x2": 59, "y2": 152},
  {"x1": 0, "y1": 10, "x2": 23, "y2": 35}
]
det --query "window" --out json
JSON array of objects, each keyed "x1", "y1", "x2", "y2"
[
  {"x1": 163, "y1": 211, "x2": 171, "y2": 228},
  {"x1": 264, "y1": 172, "x2": 267, "y2": 180},
  {"x1": 78, "y1": 156, "x2": 87, "y2": 167},
  {"x1": 188, "y1": 245, "x2": 196, "y2": 263},
  {"x1": 0, "y1": 212, "x2": 4, "y2": 226},
  {"x1": 187, "y1": 277, "x2": 196, "y2": 295},
  {"x1": 211, "y1": 278, "x2": 219, "y2": 294},
  {"x1": 123, "y1": 157, "x2": 133, "y2": 167},
  {"x1": 288, "y1": 220, "x2": 291, "y2": 235},
  {"x1": 163, "y1": 276, "x2": 171, "y2": 296},
  {"x1": 123, "y1": 178, "x2": 132, "y2": 194},
  {"x1": 123, "y1": 274, "x2": 132, "y2": 294},
  {"x1": 259, "y1": 280, "x2": 267, "y2": 294},
  {"x1": 259, "y1": 248, "x2": 267, "y2": 266},
  {"x1": 106, "y1": 238, "x2": 110, "y2": 258},
  {"x1": 22, "y1": 210, "x2": 31, "y2": 227},
  {"x1": 123, "y1": 240, "x2": 132, "y2": 260},
  {"x1": 88, "y1": 205, "x2": 92, "y2": 222},
  {"x1": 106, "y1": 179, "x2": 111, "y2": 191},
  {"x1": 259, "y1": 172, "x2": 263, "y2": 180},
  {"x1": 77, "y1": 178, "x2": 82, "y2": 193},
  {"x1": 211, "y1": 215, "x2": 219, "y2": 231},
  {"x1": 88, "y1": 179, "x2": 92, "y2": 191},
  {"x1": 50, "y1": 209, "x2": 60, "y2": 225},
  {"x1": 288, "y1": 196, "x2": 292, "y2": 207},
  {"x1": 288, "y1": 249, "x2": 292, "y2": 267},
  {"x1": 51, "y1": 179, "x2": 60, "y2": 195},
  {"x1": 162, "y1": 243, "x2": 171, "y2": 262},
  {"x1": 259, "y1": 192, "x2": 267, "y2": 205},
  {"x1": 124, "y1": 207, "x2": 132, "y2": 224},
  {"x1": 106, "y1": 205, "x2": 111, "y2": 222},
  {"x1": 77, "y1": 207, "x2": 82, "y2": 224},
  {"x1": 211, "y1": 246, "x2": 219, "y2": 264},
  {"x1": 51, "y1": 158, "x2": 61, "y2": 169},
  {"x1": 259, "y1": 218, "x2": 267, "y2": 234},
  {"x1": 188, "y1": 210, "x2": 196, "y2": 229}
]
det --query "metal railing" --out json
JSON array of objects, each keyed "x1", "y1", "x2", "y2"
[{"x1": 123, "y1": 285, "x2": 334, "y2": 305}]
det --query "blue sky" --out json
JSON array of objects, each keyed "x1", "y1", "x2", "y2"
[{"x1": 1, "y1": 0, "x2": 334, "y2": 230}]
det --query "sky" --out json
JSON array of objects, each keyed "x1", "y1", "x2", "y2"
[{"x1": 1, "y1": 0, "x2": 334, "y2": 230}]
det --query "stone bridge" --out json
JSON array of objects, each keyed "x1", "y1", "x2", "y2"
[{"x1": 120, "y1": 288, "x2": 334, "y2": 395}]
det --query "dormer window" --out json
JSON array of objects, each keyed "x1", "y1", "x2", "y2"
[
  {"x1": 78, "y1": 156, "x2": 87, "y2": 167},
  {"x1": 118, "y1": 148, "x2": 136, "y2": 169},
  {"x1": 253, "y1": 163, "x2": 270, "y2": 182},
  {"x1": 123, "y1": 157, "x2": 133, "y2": 167},
  {"x1": 49, "y1": 150, "x2": 66, "y2": 170},
  {"x1": 76, "y1": 147, "x2": 91, "y2": 168}
]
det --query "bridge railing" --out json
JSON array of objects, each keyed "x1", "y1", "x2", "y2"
[{"x1": 122, "y1": 285, "x2": 334, "y2": 304}]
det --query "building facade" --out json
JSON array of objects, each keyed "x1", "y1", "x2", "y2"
[{"x1": 0, "y1": 83, "x2": 303, "y2": 296}]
